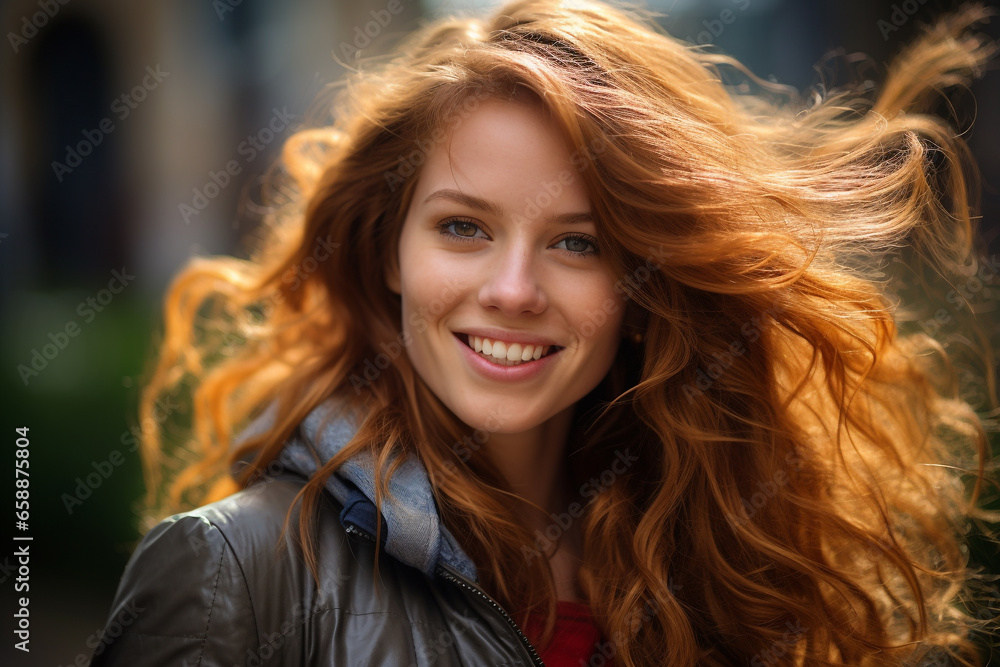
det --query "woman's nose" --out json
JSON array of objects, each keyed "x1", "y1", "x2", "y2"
[{"x1": 477, "y1": 244, "x2": 547, "y2": 316}]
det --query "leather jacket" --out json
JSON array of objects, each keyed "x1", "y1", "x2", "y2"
[
  {"x1": 90, "y1": 400, "x2": 547, "y2": 666},
  {"x1": 89, "y1": 472, "x2": 545, "y2": 666}
]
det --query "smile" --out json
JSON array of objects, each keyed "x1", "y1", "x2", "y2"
[{"x1": 459, "y1": 334, "x2": 560, "y2": 367}]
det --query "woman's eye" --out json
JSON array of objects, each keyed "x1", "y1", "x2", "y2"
[
  {"x1": 452, "y1": 221, "x2": 479, "y2": 237},
  {"x1": 438, "y1": 219, "x2": 487, "y2": 241},
  {"x1": 553, "y1": 235, "x2": 599, "y2": 256},
  {"x1": 437, "y1": 221, "x2": 597, "y2": 255}
]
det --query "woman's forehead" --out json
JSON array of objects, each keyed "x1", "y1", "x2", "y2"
[{"x1": 412, "y1": 98, "x2": 591, "y2": 218}]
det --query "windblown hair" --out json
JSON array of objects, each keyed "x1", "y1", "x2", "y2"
[{"x1": 137, "y1": 1, "x2": 998, "y2": 664}]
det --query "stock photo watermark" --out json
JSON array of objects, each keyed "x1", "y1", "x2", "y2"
[
  {"x1": 349, "y1": 276, "x2": 468, "y2": 394},
  {"x1": 336, "y1": 0, "x2": 416, "y2": 60},
  {"x1": 250, "y1": 232, "x2": 342, "y2": 312},
  {"x1": 383, "y1": 91, "x2": 487, "y2": 192},
  {"x1": 59, "y1": 599, "x2": 145, "y2": 666},
  {"x1": 439, "y1": 405, "x2": 510, "y2": 475},
  {"x1": 729, "y1": 450, "x2": 804, "y2": 527},
  {"x1": 7, "y1": 0, "x2": 72, "y2": 54},
  {"x1": 16, "y1": 267, "x2": 135, "y2": 386},
  {"x1": 403, "y1": 608, "x2": 479, "y2": 667},
  {"x1": 877, "y1": 0, "x2": 931, "y2": 41},
  {"x1": 750, "y1": 620, "x2": 806, "y2": 667},
  {"x1": 61, "y1": 394, "x2": 178, "y2": 514},
  {"x1": 681, "y1": 301, "x2": 786, "y2": 404},
  {"x1": 213, "y1": 0, "x2": 244, "y2": 21},
  {"x1": 238, "y1": 600, "x2": 315, "y2": 666},
  {"x1": 51, "y1": 65, "x2": 170, "y2": 182},
  {"x1": 521, "y1": 448, "x2": 639, "y2": 562},
  {"x1": 915, "y1": 253, "x2": 1000, "y2": 337},
  {"x1": 683, "y1": 0, "x2": 751, "y2": 46},
  {"x1": 179, "y1": 106, "x2": 297, "y2": 225}
]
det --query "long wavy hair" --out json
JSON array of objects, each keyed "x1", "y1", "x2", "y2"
[{"x1": 136, "y1": 1, "x2": 999, "y2": 664}]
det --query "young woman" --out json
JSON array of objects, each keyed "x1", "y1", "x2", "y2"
[{"x1": 92, "y1": 1, "x2": 998, "y2": 665}]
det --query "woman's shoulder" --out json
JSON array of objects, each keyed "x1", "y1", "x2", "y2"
[
  {"x1": 167, "y1": 472, "x2": 315, "y2": 554},
  {"x1": 126, "y1": 473, "x2": 336, "y2": 589},
  {"x1": 90, "y1": 474, "x2": 353, "y2": 665},
  {"x1": 92, "y1": 473, "x2": 531, "y2": 666}
]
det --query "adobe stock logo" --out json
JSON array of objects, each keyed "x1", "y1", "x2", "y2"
[
  {"x1": 877, "y1": 0, "x2": 930, "y2": 41},
  {"x1": 16, "y1": 268, "x2": 135, "y2": 385},
  {"x1": 51, "y1": 65, "x2": 170, "y2": 182},
  {"x1": 7, "y1": 0, "x2": 71, "y2": 54},
  {"x1": 335, "y1": 0, "x2": 413, "y2": 60},
  {"x1": 521, "y1": 449, "x2": 639, "y2": 562},
  {"x1": 683, "y1": 0, "x2": 750, "y2": 45},
  {"x1": 179, "y1": 107, "x2": 297, "y2": 225}
]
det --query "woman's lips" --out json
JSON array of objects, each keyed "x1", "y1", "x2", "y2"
[
  {"x1": 464, "y1": 334, "x2": 555, "y2": 365},
  {"x1": 453, "y1": 333, "x2": 561, "y2": 378}
]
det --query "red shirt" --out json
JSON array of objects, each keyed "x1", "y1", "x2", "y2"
[{"x1": 525, "y1": 600, "x2": 614, "y2": 667}]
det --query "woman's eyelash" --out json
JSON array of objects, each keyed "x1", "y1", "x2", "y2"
[
  {"x1": 436, "y1": 218, "x2": 485, "y2": 242},
  {"x1": 436, "y1": 219, "x2": 600, "y2": 256},
  {"x1": 554, "y1": 234, "x2": 600, "y2": 256}
]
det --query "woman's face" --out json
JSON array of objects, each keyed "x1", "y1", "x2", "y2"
[{"x1": 388, "y1": 97, "x2": 625, "y2": 436}]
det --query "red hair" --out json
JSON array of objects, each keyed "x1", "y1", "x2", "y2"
[{"x1": 136, "y1": 2, "x2": 998, "y2": 664}]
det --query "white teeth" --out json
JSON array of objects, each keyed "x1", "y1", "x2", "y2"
[{"x1": 464, "y1": 335, "x2": 556, "y2": 365}]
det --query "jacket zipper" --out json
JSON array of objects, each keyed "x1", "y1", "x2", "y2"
[
  {"x1": 435, "y1": 564, "x2": 545, "y2": 667},
  {"x1": 343, "y1": 523, "x2": 376, "y2": 543},
  {"x1": 343, "y1": 523, "x2": 545, "y2": 666}
]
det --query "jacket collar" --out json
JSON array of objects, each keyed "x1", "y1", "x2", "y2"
[{"x1": 269, "y1": 397, "x2": 479, "y2": 581}]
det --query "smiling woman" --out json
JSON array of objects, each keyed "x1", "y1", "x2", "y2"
[
  {"x1": 389, "y1": 98, "x2": 626, "y2": 606},
  {"x1": 390, "y1": 98, "x2": 624, "y2": 442},
  {"x1": 92, "y1": 1, "x2": 998, "y2": 665}
]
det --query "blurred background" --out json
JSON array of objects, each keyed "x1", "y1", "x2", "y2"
[{"x1": 1, "y1": 0, "x2": 998, "y2": 664}]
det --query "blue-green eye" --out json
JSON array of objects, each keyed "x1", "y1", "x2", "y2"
[
  {"x1": 552, "y1": 235, "x2": 599, "y2": 256},
  {"x1": 436, "y1": 220, "x2": 598, "y2": 256}
]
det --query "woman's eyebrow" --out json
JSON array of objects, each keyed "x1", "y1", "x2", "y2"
[
  {"x1": 423, "y1": 189, "x2": 504, "y2": 216},
  {"x1": 422, "y1": 188, "x2": 594, "y2": 224}
]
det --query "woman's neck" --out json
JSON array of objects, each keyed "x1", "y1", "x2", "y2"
[
  {"x1": 483, "y1": 404, "x2": 575, "y2": 515},
  {"x1": 482, "y1": 404, "x2": 586, "y2": 601}
]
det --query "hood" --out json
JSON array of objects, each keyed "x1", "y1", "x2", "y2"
[{"x1": 261, "y1": 397, "x2": 478, "y2": 581}]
